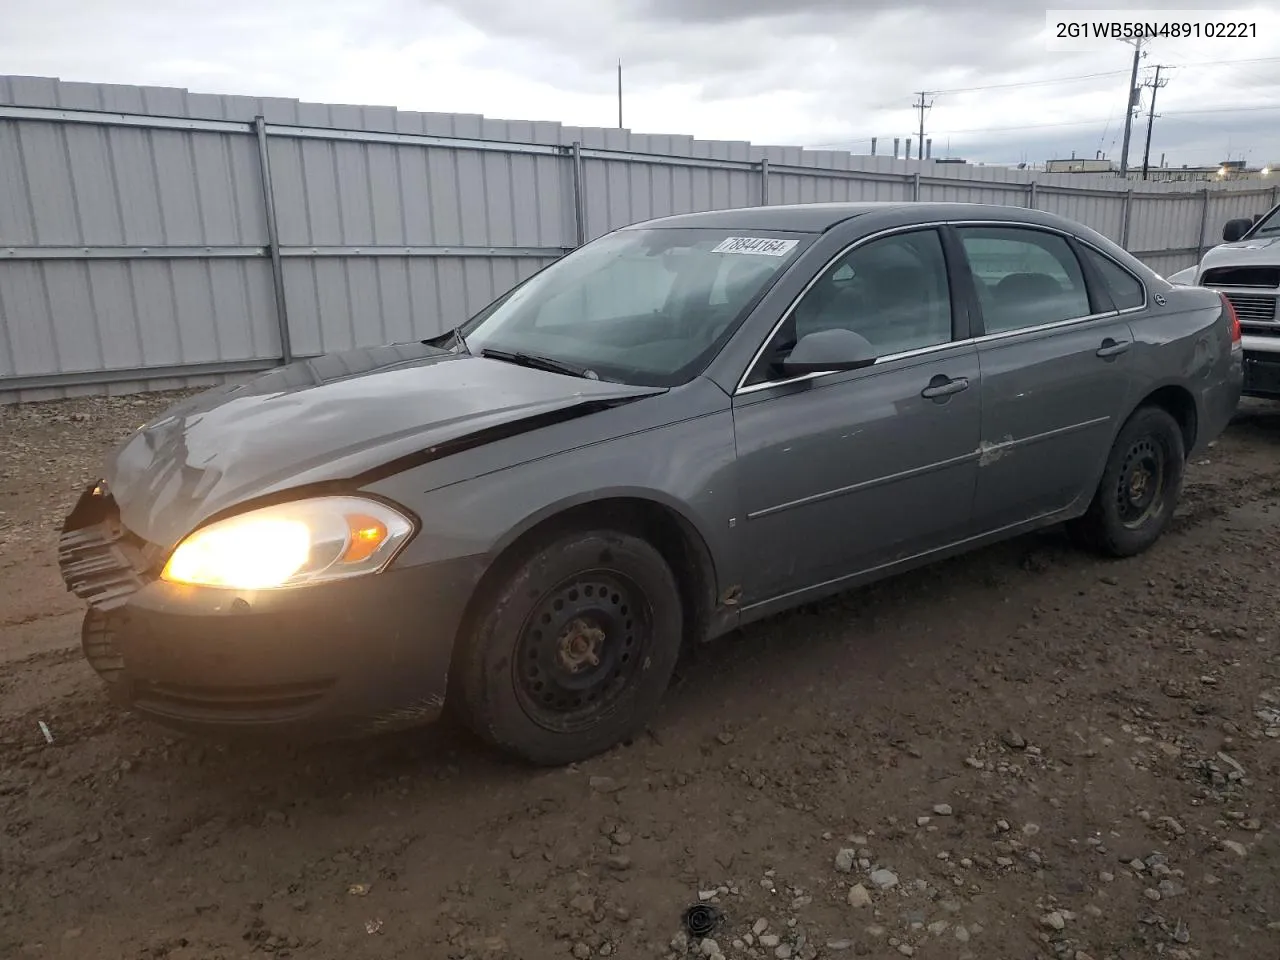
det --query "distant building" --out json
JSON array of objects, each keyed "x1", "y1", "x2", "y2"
[
  {"x1": 1137, "y1": 164, "x2": 1221, "y2": 182},
  {"x1": 1130, "y1": 160, "x2": 1275, "y2": 182},
  {"x1": 1044, "y1": 156, "x2": 1276, "y2": 182},
  {"x1": 1045, "y1": 157, "x2": 1116, "y2": 174}
]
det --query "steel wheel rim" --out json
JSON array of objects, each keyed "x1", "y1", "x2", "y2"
[
  {"x1": 1116, "y1": 436, "x2": 1166, "y2": 529},
  {"x1": 512, "y1": 569, "x2": 653, "y2": 734}
]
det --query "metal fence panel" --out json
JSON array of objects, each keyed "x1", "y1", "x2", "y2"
[
  {"x1": 279, "y1": 254, "x2": 556, "y2": 357},
  {"x1": 2, "y1": 75, "x2": 1277, "y2": 403},
  {"x1": 0, "y1": 256, "x2": 279, "y2": 378}
]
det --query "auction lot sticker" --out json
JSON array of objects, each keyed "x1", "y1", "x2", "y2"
[{"x1": 712, "y1": 237, "x2": 800, "y2": 256}]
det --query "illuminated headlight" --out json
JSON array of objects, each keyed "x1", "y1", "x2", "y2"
[{"x1": 161, "y1": 496, "x2": 414, "y2": 590}]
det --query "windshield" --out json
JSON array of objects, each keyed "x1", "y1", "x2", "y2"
[
  {"x1": 1251, "y1": 205, "x2": 1280, "y2": 237},
  {"x1": 457, "y1": 227, "x2": 810, "y2": 386}
]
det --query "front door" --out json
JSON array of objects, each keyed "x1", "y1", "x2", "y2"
[
  {"x1": 731, "y1": 227, "x2": 982, "y2": 605},
  {"x1": 954, "y1": 225, "x2": 1138, "y2": 530}
]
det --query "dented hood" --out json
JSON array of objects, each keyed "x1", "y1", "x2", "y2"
[{"x1": 104, "y1": 343, "x2": 661, "y2": 547}]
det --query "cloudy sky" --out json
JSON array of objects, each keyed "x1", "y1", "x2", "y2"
[{"x1": 4, "y1": 0, "x2": 1280, "y2": 168}]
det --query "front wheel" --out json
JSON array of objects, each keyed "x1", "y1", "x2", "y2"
[
  {"x1": 1068, "y1": 405, "x2": 1186, "y2": 558},
  {"x1": 452, "y1": 528, "x2": 683, "y2": 766}
]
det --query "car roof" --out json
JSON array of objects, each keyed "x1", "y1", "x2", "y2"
[{"x1": 625, "y1": 201, "x2": 1081, "y2": 234}]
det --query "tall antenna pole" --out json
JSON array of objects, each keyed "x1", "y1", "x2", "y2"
[
  {"x1": 617, "y1": 60, "x2": 623, "y2": 128},
  {"x1": 1140, "y1": 64, "x2": 1169, "y2": 181},
  {"x1": 1118, "y1": 37, "x2": 1145, "y2": 176}
]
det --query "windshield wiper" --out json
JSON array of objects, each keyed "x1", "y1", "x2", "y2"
[{"x1": 480, "y1": 347, "x2": 599, "y2": 380}]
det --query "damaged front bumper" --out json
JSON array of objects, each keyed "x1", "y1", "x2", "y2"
[{"x1": 58, "y1": 482, "x2": 477, "y2": 738}]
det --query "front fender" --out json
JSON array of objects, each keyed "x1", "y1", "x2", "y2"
[{"x1": 364, "y1": 407, "x2": 741, "y2": 593}]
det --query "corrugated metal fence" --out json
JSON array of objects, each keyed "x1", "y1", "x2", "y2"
[{"x1": 2, "y1": 75, "x2": 1278, "y2": 403}]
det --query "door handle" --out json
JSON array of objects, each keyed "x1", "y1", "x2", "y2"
[
  {"x1": 921, "y1": 375, "x2": 969, "y2": 399},
  {"x1": 1096, "y1": 338, "x2": 1132, "y2": 359}
]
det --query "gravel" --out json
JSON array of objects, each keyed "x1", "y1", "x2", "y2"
[
  {"x1": 3, "y1": 394, "x2": 1280, "y2": 959},
  {"x1": 869, "y1": 869, "x2": 899, "y2": 890}
]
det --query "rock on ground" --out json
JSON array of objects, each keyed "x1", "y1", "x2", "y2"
[{"x1": 2, "y1": 395, "x2": 1280, "y2": 958}]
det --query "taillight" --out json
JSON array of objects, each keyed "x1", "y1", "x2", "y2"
[{"x1": 1220, "y1": 292, "x2": 1242, "y2": 344}]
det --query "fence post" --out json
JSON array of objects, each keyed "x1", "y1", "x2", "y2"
[
  {"x1": 1120, "y1": 188, "x2": 1134, "y2": 248},
  {"x1": 1197, "y1": 185, "x2": 1211, "y2": 260},
  {"x1": 571, "y1": 141, "x2": 586, "y2": 247},
  {"x1": 253, "y1": 116, "x2": 292, "y2": 366},
  {"x1": 760, "y1": 157, "x2": 770, "y2": 206},
  {"x1": 1028, "y1": 181, "x2": 1038, "y2": 209},
  {"x1": 912, "y1": 171, "x2": 921, "y2": 202}
]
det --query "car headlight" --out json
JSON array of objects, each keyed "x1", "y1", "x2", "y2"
[{"x1": 161, "y1": 496, "x2": 415, "y2": 590}]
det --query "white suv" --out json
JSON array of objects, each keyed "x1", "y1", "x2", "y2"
[{"x1": 1169, "y1": 203, "x2": 1280, "y2": 399}]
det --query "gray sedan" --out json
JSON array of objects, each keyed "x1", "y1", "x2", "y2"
[{"x1": 59, "y1": 201, "x2": 1243, "y2": 765}]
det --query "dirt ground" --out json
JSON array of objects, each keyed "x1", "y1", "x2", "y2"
[{"x1": 2, "y1": 391, "x2": 1279, "y2": 960}]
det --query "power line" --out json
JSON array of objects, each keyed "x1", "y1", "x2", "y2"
[
  {"x1": 810, "y1": 93, "x2": 1280, "y2": 150},
  {"x1": 804, "y1": 54, "x2": 1280, "y2": 152},
  {"x1": 854, "y1": 103, "x2": 1280, "y2": 141},
  {"x1": 1176, "y1": 55, "x2": 1280, "y2": 68},
  {"x1": 915, "y1": 55, "x2": 1280, "y2": 99},
  {"x1": 1162, "y1": 104, "x2": 1280, "y2": 117},
  {"x1": 932, "y1": 69, "x2": 1129, "y2": 94},
  {"x1": 847, "y1": 56, "x2": 1280, "y2": 119}
]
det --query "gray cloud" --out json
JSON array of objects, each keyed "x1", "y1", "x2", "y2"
[
  {"x1": 526, "y1": 0, "x2": 1278, "y2": 164},
  {"x1": 3, "y1": 0, "x2": 1278, "y2": 167}
]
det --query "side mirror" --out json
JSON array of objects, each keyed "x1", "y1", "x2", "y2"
[
  {"x1": 1223, "y1": 218, "x2": 1253, "y2": 243},
  {"x1": 780, "y1": 328, "x2": 878, "y2": 376}
]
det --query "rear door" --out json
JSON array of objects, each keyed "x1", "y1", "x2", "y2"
[{"x1": 953, "y1": 224, "x2": 1139, "y2": 531}]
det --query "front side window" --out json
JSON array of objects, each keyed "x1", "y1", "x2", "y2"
[
  {"x1": 458, "y1": 227, "x2": 808, "y2": 386},
  {"x1": 956, "y1": 227, "x2": 1092, "y2": 334},
  {"x1": 773, "y1": 229, "x2": 953, "y2": 362}
]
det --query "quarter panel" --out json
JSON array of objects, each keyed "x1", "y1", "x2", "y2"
[{"x1": 1126, "y1": 284, "x2": 1241, "y2": 451}]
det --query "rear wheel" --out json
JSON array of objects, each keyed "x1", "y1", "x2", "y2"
[
  {"x1": 1068, "y1": 405, "x2": 1186, "y2": 557},
  {"x1": 453, "y1": 528, "x2": 683, "y2": 766}
]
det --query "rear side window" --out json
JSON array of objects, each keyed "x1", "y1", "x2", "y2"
[
  {"x1": 1078, "y1": 245, "x2": 1145, "y2": 310},
  {"x1": 956, "y1": 227, "x2": 1092, "y2": 334}
]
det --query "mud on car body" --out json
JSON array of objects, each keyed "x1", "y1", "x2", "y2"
[{"x1": 60, "y1": 201, "x2": 1243, "y2": 766}]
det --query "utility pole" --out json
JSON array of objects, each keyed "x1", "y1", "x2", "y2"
[
  {"x1": 1140, "y1": 64, "x2": 1169, "y2": 181},
  {"x1": 1118, "y1": 38, "x2": 1145, "y2": 177},
  {"x1": 617, "y1": 61, "x2": 623, "y2": 128},
  {"x1": 913, "y1": 91, "x2": 934, "y2": 162}
]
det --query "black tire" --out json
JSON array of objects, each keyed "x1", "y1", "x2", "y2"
[
  {"x1": 453, "y1": 528, "x2": 683, "y2": 766},
  {"x1": 1068, "y1": 405, "x2": 1186, "y2": 558}
]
